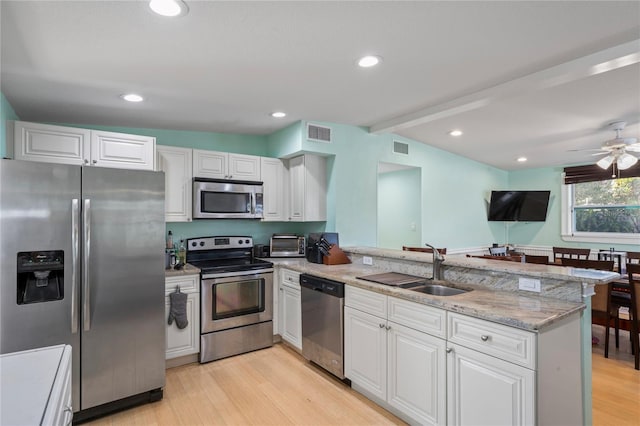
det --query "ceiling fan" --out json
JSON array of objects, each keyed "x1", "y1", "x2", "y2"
[{"x1": 593, "y1": 121, "x2": 639, "y2": 175}]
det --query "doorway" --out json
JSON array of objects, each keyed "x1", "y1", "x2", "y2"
[{"x1": 377, "y1": 162, "x2": 421, "y2": 249}]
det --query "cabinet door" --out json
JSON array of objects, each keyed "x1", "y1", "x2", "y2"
[
  {"x1": 14, "y1": 121, "x2": 91, "y2": 165},
  {"x1": 261, "y1": 157, "x2": 287, "y2": 221},
  {"x1": 157, "y1": 146, "x2": 193, "y2": 222},
  {"x1": 447, "y1": 343, "x2": 535, "y2": 426},
  {"x1": 288, "y1": 155, "x2": 305, "y2": 221},
  {"x1": 165, "y1": 292, "x2": 200, "y2": 359},
  {"x1": 193, "y1": 149, "x2": 227, "y2": 179},
  {"x1": 90, "y1": 130, "x2": 155, "y2": 170},
  {"x1": 344, "y1": 306, "x2": 387, "y2": 401},
  {"x1": 228, "y1": 153, "x2": 261, "y2": 181},
  {"x1": 388, "y1": 322, "x2": 446, "y2": 426},
  {"x1": 280, "y1": 282, "x2": 302, "y2": 350}
]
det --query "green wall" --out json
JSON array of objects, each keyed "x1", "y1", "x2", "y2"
[
  {"x1": 1, "y1": 93, "x2": 19, "y2": 158},
  {"x1": 378, "y1": 167, "x2": 422, "y2": 249}
]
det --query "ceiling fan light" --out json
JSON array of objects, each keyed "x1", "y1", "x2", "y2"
[
  {"x1": 617, "y1": 153, "x2": 638, "y2": 170},
  {"x1": 597, "y1": 155, "x2": 614, "y2": 170}
]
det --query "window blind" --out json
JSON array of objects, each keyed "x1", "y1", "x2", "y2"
[{"x1": 563, "y1": 163, "x2": 640, "y2": 184}]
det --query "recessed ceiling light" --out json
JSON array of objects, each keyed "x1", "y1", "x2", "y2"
[
  {"x1": 149, "y1": 0, "x2": 188, "y2": 17},
  {"x1": 121, "y1": 93, "x2": 144, "y2": 103},
  {"x1": 449, "y1": 130, "x2": 463, "y2": 137},
  {"x1": 271, "y1": 112, "x2": 286, "y2": 118},
  {"x1": 358, "y1": 55, "x2": 382, "y2": 68},
  {"x1": 517, "y1": 157, "x2": 528, "y2": 163}
]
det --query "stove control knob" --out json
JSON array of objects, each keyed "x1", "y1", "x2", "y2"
[
  {"x1": 245, "y1": 239, "x2": 250, "y2": 244},
  {"x1": 238, "y1": 239, "x2": 243, "y2": 244},
  {"x1": 200, "y1": 241, "x2": 205, "y2": 246},
  {"x1": 191, "y1": 242, "x2": 197, "y2": 247}
]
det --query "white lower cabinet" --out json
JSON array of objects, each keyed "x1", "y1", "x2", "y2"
[
  {"x1": 446, "y1": 343, "x2": 534, "y2": 426},
  {"x1": 345, "y1": 286, "x2": 446, "y2": 425},
  {"x1": 278, "y1": 268, "x2": 302, "y2": 350},
  {"x1": 165, "y1": 275, "x2": 200, "y2": 360},
  {"x1": 345, "y1": 286, "x2": 583, "y2": 426}
]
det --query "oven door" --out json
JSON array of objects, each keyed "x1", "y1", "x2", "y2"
[{"x1": 201, "y1": 270, "x2": 273, "y2": 333}]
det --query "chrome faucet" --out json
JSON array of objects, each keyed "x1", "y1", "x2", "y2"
[{"x1": 424, "y1": 243, "x2": 445, "y2": 281}]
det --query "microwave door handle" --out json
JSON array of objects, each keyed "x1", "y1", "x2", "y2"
[{"x1": 250, "y1": 193, "x2": 255, "y2": 215}]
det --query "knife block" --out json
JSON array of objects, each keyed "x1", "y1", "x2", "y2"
[{"x1": 323, "y1": 245, "x2": 351, "y2": 265}]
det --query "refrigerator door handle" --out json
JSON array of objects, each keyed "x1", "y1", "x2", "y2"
[
  {"x1": 83, "y1": 198, "x2": 91, "y2": 331},
  {"x1": 71, "y1": 199, "x2": 79, "y2": 334}
]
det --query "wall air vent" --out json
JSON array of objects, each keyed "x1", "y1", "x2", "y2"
[
  {"x1": 307, "y1": 123, "x2": 332, "y2": 143},
  {"x1": 393, "y1": 140, "x2": 409, "y2": 155}
]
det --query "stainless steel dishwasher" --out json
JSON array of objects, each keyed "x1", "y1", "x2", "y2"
[{"x1": 300, "y1": 273, "x2": 345, "y2": 379}]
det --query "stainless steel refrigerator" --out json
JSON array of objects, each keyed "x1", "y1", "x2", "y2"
[{"x1": 0, "y1": 159, "x2": 166, "y2": 420}]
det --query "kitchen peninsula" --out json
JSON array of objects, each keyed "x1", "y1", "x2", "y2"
[{"x1": 271, "y1": 247, "x2": 619, "y2": 426}]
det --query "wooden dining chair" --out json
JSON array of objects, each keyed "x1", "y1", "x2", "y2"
[
  {"x1": 560, "y1": 258, "x2": 620, "y2": 355},
  {"x1": 625, "y1": 263, "x2": 640, "y2": 370},
  {"x1": 553, "y1": 246, "x2": 590, "y2": 262},
  {"x1": 402, "y1": 246, "x2": 447, "y2": 255},
  {"x1": 524, "y1": 254, "x2": 549, "y2": 265},
  {"x1": 626, "y1": 251, "x2": 640, "y2": 266}
]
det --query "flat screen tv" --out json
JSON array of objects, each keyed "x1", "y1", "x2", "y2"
[{"x1": 488, "y1": 190, "x2": 551, "y2": 222}]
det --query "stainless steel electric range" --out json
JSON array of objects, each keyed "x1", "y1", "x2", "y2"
[{"x1": 186, "y1": 236, "x2": 274, "y2": 363}]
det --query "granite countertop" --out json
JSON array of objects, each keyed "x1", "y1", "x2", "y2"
[
  {"x1": 165, "y1": 263, "x2": 200, "y2": 277},
  {"x1": 271, "y1": 259, "x2": 585, "y2": 332},
  {"x1": 344, "y1": 247, "x2": 621, "y2": 284}
]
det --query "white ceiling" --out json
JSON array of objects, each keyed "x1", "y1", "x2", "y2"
[{"x1": 2, "y1": 1, "x2": 639, "y2": 170}]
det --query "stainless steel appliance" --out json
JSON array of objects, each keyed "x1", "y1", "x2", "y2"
[
  {"x1": 0, "y1": 159, "x2": 166, "y2": 422},
  {"x1": 300, "y1": 274, "x2": 345, "y2": 379},
  {"x1": 193, "y1": 178, "x2": 263, "y2": 219},
  {"x1": 270, "y1": 234, "x2": 306, "y2": 257},
  {"x1": 186, "y1": 236, "x2": 274, "y2": 363}
]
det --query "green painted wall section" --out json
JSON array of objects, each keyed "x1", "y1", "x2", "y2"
[
  {"x1": 508, "y1": 166, "x2": 638, "y2": 252},
  {"x1": 266, "y1": 121, "x2": 303, "y2": 158},
  {"x1": 378, "y1": 167, "x2": 422, "y2": 249},
  {"x1": 1, "y1": 93, "x2": 19, "y2": 158}
]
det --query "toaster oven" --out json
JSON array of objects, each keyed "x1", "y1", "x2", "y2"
[{"x1": 270, "y1": 234, "x2": 306, "y2": 258}]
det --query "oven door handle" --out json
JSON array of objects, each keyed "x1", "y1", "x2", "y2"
[{"x1": 202, "y1": 268, "x2": 274, "y2": 280}]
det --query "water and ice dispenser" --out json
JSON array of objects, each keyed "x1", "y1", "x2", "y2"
[{"x1": 17, "y1": 251, "x2": 64, "y2": 304}]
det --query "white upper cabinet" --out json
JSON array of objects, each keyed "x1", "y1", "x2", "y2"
[
  {"x1": 13, "y1": 121, "x2": 155, "y2": 170},
  {"x1": 193, "y1": 149, "x2": 261, "y2": 181},
  {"x1": 287, "y1": 154, "x2": 327, "y2": 222},
  {"x1": 156, "y1": 146, "x2": 193, "y2": 222},
  {"x1": 261, "y1": 157, "x2": 287, "y2": 221}
]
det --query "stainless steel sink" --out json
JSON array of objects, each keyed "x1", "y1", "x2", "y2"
[{"x1": 408, "y1": 283, "x2": 470, "y2": 296}]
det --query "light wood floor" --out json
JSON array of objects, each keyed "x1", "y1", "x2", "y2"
[
  {"x1": 591, "y1": 325, "x2": 640, "y2": 426},
  {"x1": 88, "y1": 330, "x2": 640, "y2": 426},
  {"x1": 88, "y1": 344, "x2": 405, "y2": 425}
]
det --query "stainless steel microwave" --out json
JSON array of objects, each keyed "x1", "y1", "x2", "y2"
[{"x1": 193, "y1": 178, "x2": 263, "y2": 219}]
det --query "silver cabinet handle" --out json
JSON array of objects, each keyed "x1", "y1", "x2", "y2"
[
  {"x1": 84, "y1": 159, "x2": 89, "y2": 164},
  {"x1": 385, "y1": 325, "x2": 391, "y2": 331},
  {"x1": 83, "y1": 199, "x2": 91, "y2": 331},
  {"x1": 446, "y1": 347, "x2": 453, "y2": 353},
  {"x1": 379, "y1": 323, "x2": 385, "y2": 328},
  {"x1": 481, "y1": 335, "x2": 489, "y2": 341},
  {"x1": 71, "y1": 199, "x2": 79, "y2": 334},
  {"x1": 92, "y1": 160, "x2": 97, "y2": 164}
]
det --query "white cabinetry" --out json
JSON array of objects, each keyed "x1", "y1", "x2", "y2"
[
  {"x1": 345, "y1": 286, "x2": 446, "y2": 425},
  {"x1": 157, "y1": 146, "x2": 193, "y2": 222},
  {"x1": 14, "y1": 121, "x2": 155, "y2": 170},
  {"x1": 165, "y1": 274, "x2": 200, "y2": 360},
  {"x1": 278, "y1": 268, "x2": 302, "y2": 350},
  {"x1": 193, "y1": 149, "x2": 261, "y2": 181},
  {"x1": 261, "y1": 157, "x2": 287, "y2": 221},
  {"x1": 287, "y1": 154, "x2": 327, "y2": 221}
]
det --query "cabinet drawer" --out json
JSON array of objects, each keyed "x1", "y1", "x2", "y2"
[
  {"x1": 388, "y1": 297, "x2": 446, "y2": 338},
  {"x1": 165, "y1": 275, "x2": 199, "y2": 294},
  {"x1": 281, "y1": 269, "x2": 300, "y2": 288},
  {"x1": 448, "y1": 313, "x2": 536, "y2": 369},
  {"x1": 345, "y1": 286, "x2": 387, "y2": 318}
]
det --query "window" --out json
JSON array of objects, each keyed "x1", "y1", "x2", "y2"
[{"x1": 562, "y1": 176, "x2": 640, "y2": 244}]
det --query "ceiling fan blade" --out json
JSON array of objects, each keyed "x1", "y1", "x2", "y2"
[
  {"x1": 625, "y1": 144, "x2": 640, "y2": 152},
  {"x1": 590, "y1": 152, "x2": 608, "y2": 156},
  {"x1": 567, "y1": 148, "x2": 607, "y2": 152}
]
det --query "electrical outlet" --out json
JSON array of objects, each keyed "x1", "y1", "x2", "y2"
[
  {"x1": 518, "y1": 277, "x2": 541, "y2": 293},
  {"x1": 363, "y1": 256, "x2": 373, "y2": 265}
]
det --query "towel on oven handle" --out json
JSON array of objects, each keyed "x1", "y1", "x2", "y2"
[{"x1": 168, "y1": 287, "x2": 188, "y2": 329}]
